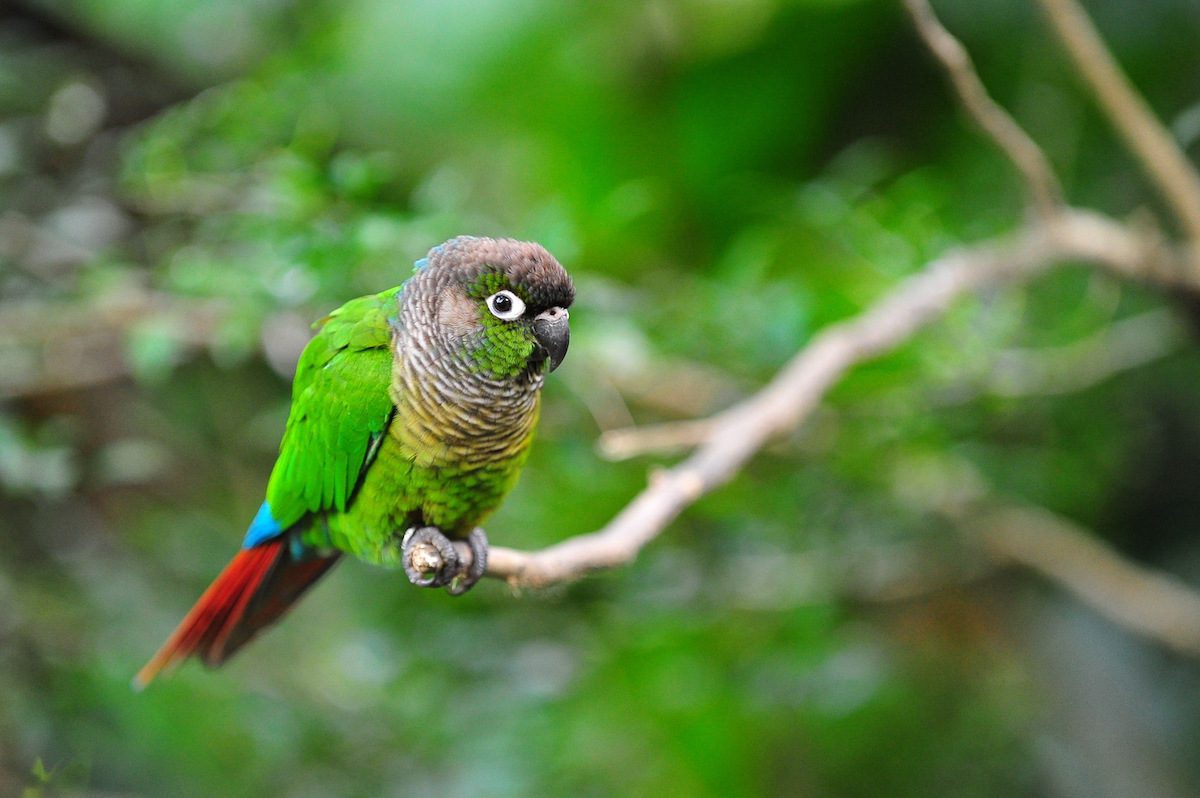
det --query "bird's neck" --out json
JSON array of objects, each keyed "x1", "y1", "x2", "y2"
[{"x1": 389, "y1": 343, "x2": 543, "y2": 468}]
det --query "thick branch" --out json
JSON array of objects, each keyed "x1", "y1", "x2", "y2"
[
  {"x1": 453, "y1": 210, "x2": 1180, "y2": 589},
  {"x1": 904, "y1": 0, "x2": 1064, "y2": 217},
  {"x1": 1038, "y1": 0, "x2": 1200, "y2": 246}
]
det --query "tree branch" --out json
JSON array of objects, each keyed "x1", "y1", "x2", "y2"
[
  {"x1": 1038, "y1": 0, "x2": 1200, "y2": 247},
  {"x1": 969, "y1": 503, "x2": 1200, "y2": 657},
  {"x1": 421, "y1": 210, "x2": 1181, "y2": 590},
  {"x1": 903, "y1": 0, "x2": 1064, "y2": 218}
]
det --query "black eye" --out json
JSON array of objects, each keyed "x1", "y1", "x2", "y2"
[{"x1": 486, "y1": 290, "x2": 525, "y2": 320}]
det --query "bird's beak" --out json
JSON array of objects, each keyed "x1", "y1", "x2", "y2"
[{"x1": 533, "y1": 307, "x2": 570, "y2": 372}]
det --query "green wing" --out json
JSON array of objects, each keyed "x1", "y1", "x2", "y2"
[{"x1": 262, "y1": 286, "x2": 401, "y2": 532}]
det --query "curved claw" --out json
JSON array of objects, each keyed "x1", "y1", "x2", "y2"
[
  {"x1": 401, "y1": 526, "x2": 461, "y2": 588},
  {"x1": 446, "y1": 527, "x2": 488, "y2": 596}
]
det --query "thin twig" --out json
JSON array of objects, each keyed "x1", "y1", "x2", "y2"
[
  {"x1": 1038, "y1": 0, "x2": 1200, "y2": 247},
  {"x1": 903, "y1": 0, "x2": 1064, "y2": 218},
  {"x1": 597, "y1": 419, "x2": 716, "y2": 461},
  {"x1": 971, "y1": 503, "x2": 1200, "y2": 656},
  {"x1": 607, "y1": 304, "x2": 1183, "y2": 459},
  {"x1": 598, "y1": 324, "x2": 1186, "y2": 466},
  {"x1": 986, "y1": 307, "x2": 1182, "y2": 397}
]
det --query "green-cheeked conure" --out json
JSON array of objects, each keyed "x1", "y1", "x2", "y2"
[{"x1": 135, "y1": 237, "x2": 574, "y2": 687}]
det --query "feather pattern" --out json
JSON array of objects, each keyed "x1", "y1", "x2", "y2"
[{"x1": 262, "y1": 287, "x2": 400, "y2": 531}]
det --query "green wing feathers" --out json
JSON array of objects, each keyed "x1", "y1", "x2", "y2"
[{"x1": 264, "y1": 287, "x2": 400, "y2": 530}]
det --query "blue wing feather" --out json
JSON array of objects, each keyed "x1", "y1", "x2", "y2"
[{"x1": 243, "y1": 502, "x2": 282, "y2": 548}]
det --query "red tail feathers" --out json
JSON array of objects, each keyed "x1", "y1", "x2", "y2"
[{"x1": 134, "y1": 541, "x2": 339, "y2": 689}]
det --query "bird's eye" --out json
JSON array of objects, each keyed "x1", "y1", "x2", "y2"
[{"x1": 486, "y1": 290, "x2": 525, "y2": 321}]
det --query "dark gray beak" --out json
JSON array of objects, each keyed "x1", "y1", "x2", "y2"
[{"x1": 533, "y1": 307, "x2": 570, "y2": 372}]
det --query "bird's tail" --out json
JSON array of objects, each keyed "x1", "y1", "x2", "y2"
[{"x1": 133, "y1": 539, "x2": 339, "y2": 689}]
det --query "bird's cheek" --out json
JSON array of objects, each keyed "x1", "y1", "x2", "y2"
[{"x1": 436, "y1": 289, "x2": 482, "y2": 337}]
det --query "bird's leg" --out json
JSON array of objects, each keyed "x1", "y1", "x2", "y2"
[
  {"x1": 446, "y1": 527, "x2": 488, "y2": 596},
  {"x1": 401, "y1": 526, "x2": 461, "y2": 588}
]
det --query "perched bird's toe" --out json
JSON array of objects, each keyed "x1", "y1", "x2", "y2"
[
  {"x1": 401, "y1": 526, "x2": 460, "y2": 587},
  {"x1": 446, "y1": 528, "x2": 488, "y2": 596}
]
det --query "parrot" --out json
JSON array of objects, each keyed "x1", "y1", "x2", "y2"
[{"x1": 134, "y1": 236, "x2": 574, "y2": 688}]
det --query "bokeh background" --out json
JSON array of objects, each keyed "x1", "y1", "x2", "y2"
[{"x1": 4, "y1": 0, "x2": 1200, "y2": 795}]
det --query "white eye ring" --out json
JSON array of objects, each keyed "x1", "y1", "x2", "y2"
[{"x1": 486, "y1": 290, "x2": 526, "y2": 321}]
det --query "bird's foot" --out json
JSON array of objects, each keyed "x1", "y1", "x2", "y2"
[
  {"x1": 446, "y1": 527, "x2": 488, "y2": 596},
  {"x1": 400, "y1": 526, "x2": 488, "y2": 595}
]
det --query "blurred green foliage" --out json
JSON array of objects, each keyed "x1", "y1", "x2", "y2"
[{"x1": 5, "y1": 0, "x2": 1200, "y2": 795}]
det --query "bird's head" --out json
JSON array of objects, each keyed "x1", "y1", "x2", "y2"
[{"x1": 403, "y1": 236, "x2": 575, "y2": 381}]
